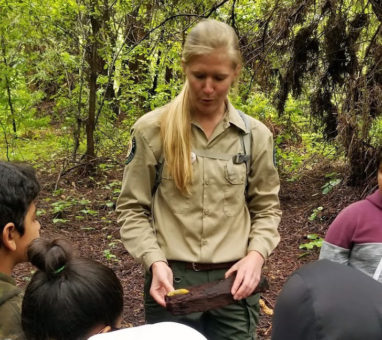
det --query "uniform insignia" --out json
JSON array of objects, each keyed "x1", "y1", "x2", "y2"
[
  {"x1": 125, "y1": 137, "x2": 137, "y2": 165},
  {"x1": 191, "y1": 152, "x2": 196, "y2": 163}
]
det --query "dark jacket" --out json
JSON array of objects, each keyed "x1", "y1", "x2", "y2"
[
  {"x1": 272, "y1": 260, "x2": 382, "y2": 340},
  {"x1": 0, "y1": 272, "x2": 25, "y2": 340}
]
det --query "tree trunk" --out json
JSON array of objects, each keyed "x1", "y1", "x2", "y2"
[
  {"x1": 85, "y1": 42, "x2": 97, "y2": 160},
  {"x1": 5, "y1": 75, "x2": 16, "y2": 134},
  {"x1": 1, "y1": 38, "x2": 17, "y2": 134},
  {"x1": 72, "y1": 48, "x2": 86, "y2": 160},
  {"x1": 84, "y1": 8, "x2": 101, "y2": 161}
]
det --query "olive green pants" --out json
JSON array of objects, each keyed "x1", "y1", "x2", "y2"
[{"x1": 144, "y1": 262, "x2": 259, "y2": 340}]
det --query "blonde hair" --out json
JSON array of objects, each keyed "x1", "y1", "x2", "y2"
[{"x1": 161, "y1": 19, "x2": 242, "y2": 194}]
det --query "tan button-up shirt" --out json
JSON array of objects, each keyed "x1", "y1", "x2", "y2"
[{"x1": 117, "y1": 101, "x2": 281, "y2": 271}]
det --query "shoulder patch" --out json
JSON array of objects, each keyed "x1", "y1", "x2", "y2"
[{"x1": 125, "y1": 137, "x2": 137, "y2": 165}]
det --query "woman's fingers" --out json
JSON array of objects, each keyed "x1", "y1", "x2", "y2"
[
  {"x1": 233, "y1": 271, "x2": 258, "y2": 300},
  {"x1": 150, "y1": 261, "x2": 174, "y2": 307},
  {"x1": 225, "y1": 251, "x2": 264, "y2": 300}
]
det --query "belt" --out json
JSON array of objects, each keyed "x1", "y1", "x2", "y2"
[{"x1": 168, "y1": 260, "x2": 237, "y2": 272}]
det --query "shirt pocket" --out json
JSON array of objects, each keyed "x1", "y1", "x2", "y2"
[
  {"x1": 160, "y1": 165, "x2": 191, "y2": 214},
  {"x1": 223, "y1": 158, "x2": 246, "y2": 216}
]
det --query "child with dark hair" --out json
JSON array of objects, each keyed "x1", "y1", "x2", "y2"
[
  {"x1": 22, "y1": 238, "x2": 124, "y2": 340},
  {"x1": 320, "y1": 148, "x2": 382, "y2": 281},
  {"x1": 22, "y1": 238, "x2": 206, "y2": 340},
  {"x1": 0, "y1": 161, "x2": 41, "y2": 340}
]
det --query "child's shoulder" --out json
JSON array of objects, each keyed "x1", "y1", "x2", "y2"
[
  {"x1": 0, "y1": 274, "x2": 24, "y2": 340},
  {"x1": 338, "y1": 191, "x2": 382, "y2": 219},
  {"x1": 340, "y1": 196, "x2": 374, "y2": 215},
  {"x1": 0, "y1": 272, "x2": 23, "y2": 310}
]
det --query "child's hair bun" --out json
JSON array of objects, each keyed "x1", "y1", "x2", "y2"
[{"x1": 27, "y1": 238, "x2": 72, "y2": 278}]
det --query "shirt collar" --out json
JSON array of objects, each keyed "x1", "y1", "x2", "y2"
[
  {"x1": 224, "y1": 100, "x2": 248, "y2": 133},
  {"x1": 190, "y1": 100, "x2": 248, "y2": 133}
]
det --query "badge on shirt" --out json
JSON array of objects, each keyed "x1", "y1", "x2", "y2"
[
  {"x1": 191, "y1": 152, "x2": 196, "y2": 163},
  {"x1": 125, "y1": 137, "x2": 137, "y2": 165}
]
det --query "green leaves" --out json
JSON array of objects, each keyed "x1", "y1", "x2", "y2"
[
  {"x1": 103, "y1": 249, "x2": 116, "y2": 260},
  {"x1": 80, "y1": 209, "x2": 98, "y2": 216},
  {"x1": 103, "y1": 235, "x2": 121, "y2": 262},
  {"x1": 321, "y1": 173, "x2": 342, "y2": 194},
  {"x1": 53, "y1": 218, "x2": 68, "y2": 224},
  {"x1": 105, "y1": 201, "x2": 114, "y2": 208},
  {"x1": 51, "y1": 200, "x2": 74, "y2": 215},
  {"x1": 299, "y1": 234, "x2": 323, "y2": 250},
  {"x1": 308, "y1": 206, "x2": 323, "y2": 221},
  {"x1": 50, "y1": 196, "x2": 99, "y2": 222}
]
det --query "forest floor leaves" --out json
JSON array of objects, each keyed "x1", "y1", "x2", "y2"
[{"x1": 13, "y1": 160, "x2": 365, "y2": 339}]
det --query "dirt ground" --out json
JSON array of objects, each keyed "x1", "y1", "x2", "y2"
[{"x1": 13, "y1": 160, "x2": 367, "y2": 339}]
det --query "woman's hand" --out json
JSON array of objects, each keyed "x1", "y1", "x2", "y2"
[
  {"x1": 150, "y1": 261, "x2": 174, "y2": 307},
  {"x1": 225, "y1": 250, "x2": 264, "y2": 300}
]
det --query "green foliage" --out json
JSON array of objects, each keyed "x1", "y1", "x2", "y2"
[
  {"x1": 0, "y1": 0, "x2": 378, "y2": 189},
  {"x1": 299, "y1": 233, "x2": 323, "y2": 250},
  {"x1": 104, "y1": 180, "x2": 122, "y2": 197},
  {"x1": 233, "y1": 92, "x2": 340, "y2": 181},
  {"x1": 81, "y1": 226, "x2": 95, "y2": 231},
  {"x1": 231, "y1": 91, "x2": 278, "y2": 121},
  {"x1": 98, "y1": 163, "x2": 114, "y2": 170},
  {"x1": 36, "y1": 209, "x2": 46, "y2": 216},
  {"x1": 78, "y1": 199, "x2": 91, "y2": 205},
  {"x1": 80, "y1": 209, "x2": 98, "y2": 216},
  {"x1": 51, "y1": 200, "x2": 74, "y2": 216},
  {"x1": 308, "y1": 206, "x2": 323, "y2": 221},
  {"x1": 52, "y1": 218, "x2": 68, "y2": 224},
  {"x1": 105, "y1": 201, "x2": 114, "y2": 208},
  {"x1": 103, "y1": 249, "x2": 117, "y2": 261},
  {"x1": 102, "y1": 235, "x2": 120, "y2": 262},
  {"x1": 50, "y1": 196, "x2": 97, "y2": 226},
  {"x1": 370, "y1": 117, "x2": 382, "y2": 147},
  {"x1": 105, "y1": 180, "x2": 122, "y2": 188},
  {"x1": 321, "y1": 173, "x2": 342, "y2": 194}
]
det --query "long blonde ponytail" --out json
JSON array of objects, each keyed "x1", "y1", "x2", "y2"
[{"x1": 161, "y1": 82, "x2": 192, "y2": 195}]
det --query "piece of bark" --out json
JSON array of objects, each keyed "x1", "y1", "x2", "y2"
[{"x1": 165, "y1": 276, "x2": 269, "y2": 315}]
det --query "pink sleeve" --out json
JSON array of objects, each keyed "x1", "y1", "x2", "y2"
[{"x1": 325, "y1": 205, "x2": 357, "y2": 249}]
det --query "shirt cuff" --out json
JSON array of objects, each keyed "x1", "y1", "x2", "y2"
[
  {"x1": 247, "y1": 235, "x2": 280, "y2": 260},
  {"x1": 143, "y1": 251, "x2": 168, "y2": 272}
]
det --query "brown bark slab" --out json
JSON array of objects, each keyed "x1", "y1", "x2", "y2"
[{"x1": 165, "y1": 276, "x2": 269, "y2": 315}]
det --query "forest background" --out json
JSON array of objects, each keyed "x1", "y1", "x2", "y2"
[{"x1": 1, "y1": 0, "x2": 381, "y2": 338}]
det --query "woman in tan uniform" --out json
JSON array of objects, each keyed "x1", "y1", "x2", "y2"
[{"x1": 117, "y1": 19, "x2": 281, "y2": 340}]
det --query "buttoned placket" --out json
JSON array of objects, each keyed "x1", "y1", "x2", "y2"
[{"x1": 193, "y1": 118, "x2": 231, "y2": 262}]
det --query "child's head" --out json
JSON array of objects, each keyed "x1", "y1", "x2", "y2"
[
  {"x1": 272, "y1": 260, "x2": 382, "y2": 340},
  {"x1": 22, "y1": 238, "x2": 124, "y2": 340},
  {"x1": 0, "y1": 161, "x2": 40, "y2": 263}
]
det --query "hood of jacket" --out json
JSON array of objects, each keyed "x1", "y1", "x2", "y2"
[{"x1": 366, "y1": 190, "x2": 382, "y2": 210}]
